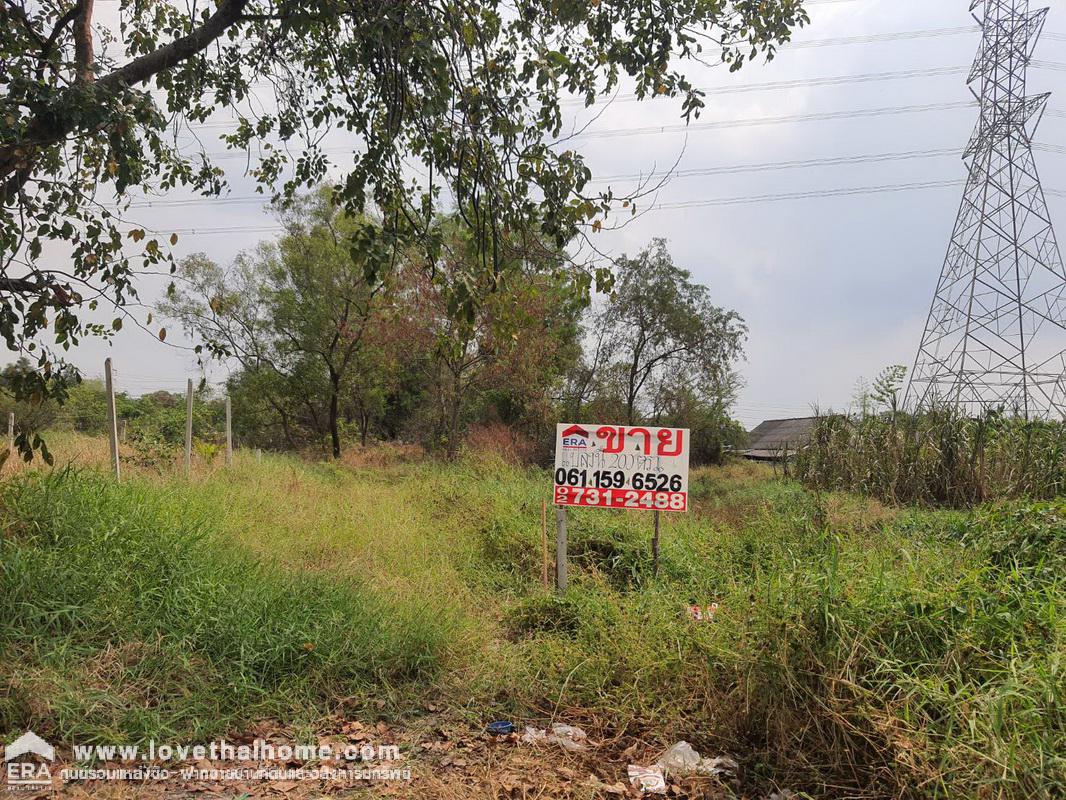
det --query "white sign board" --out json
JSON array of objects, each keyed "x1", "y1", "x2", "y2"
[{"x1": 553, "y1": 423, "x2": 690, "y2": 512}]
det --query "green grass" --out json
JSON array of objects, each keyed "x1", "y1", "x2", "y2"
[
  {"x1": 0, "y1": 467, "x2": 454, "y2": 742},
  {"x1": 0, "y1": 447, "x2": 1062, "y2": 798}
]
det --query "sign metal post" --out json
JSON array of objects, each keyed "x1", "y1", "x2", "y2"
[{"x1": 555, "y1": 507, "x2": 568, "y2": 592}]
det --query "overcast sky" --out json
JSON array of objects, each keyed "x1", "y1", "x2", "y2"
[{"x1": 68, "y1": 0, "x2": 1066, "y2": 430}]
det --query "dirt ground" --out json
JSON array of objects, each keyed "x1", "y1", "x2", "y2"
[{"x1": 14, "y1": 716, "x2": 746, "y2": 799}]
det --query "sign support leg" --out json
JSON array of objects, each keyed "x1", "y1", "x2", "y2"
[
  {"x1": 225, "y1": 395, "x2": 233, "y2": 467},
  {"x1": 652, "y1": 509, "x2": 661, "y2": 577},
  {"x1": 555, "y1": 507, "x2": 568, "y2": 593}
]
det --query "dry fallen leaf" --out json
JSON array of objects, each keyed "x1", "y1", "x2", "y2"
[{"x1": 585, "y1": 775, "x2": 628, "y2": 795}]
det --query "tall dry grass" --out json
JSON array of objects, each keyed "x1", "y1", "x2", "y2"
[
  {"x1": 1, "y1": 436, "x2": 1062, "y2": 797},
  {"x1": 794, "y1": 407, "x2": 1066, "y2": 505}
]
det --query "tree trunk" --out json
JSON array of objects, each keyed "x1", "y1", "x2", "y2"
[
  {"x1": 447, "y1": 371, "x2": 463, "y2": 460},
  {"x1": 328, "y1": 371, "x2": 341, "y2": 458}
]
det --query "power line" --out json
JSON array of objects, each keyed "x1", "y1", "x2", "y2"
[
  {"x1": 145, "y1": 179, "x2": 1065, "y2": 234},
  {"x1": 569, "y1": 100, "x2": 979, "y2": 141},
  {"x1": 181, "y1": 58, "x2": 1066, "y2": 132},
  {"x1": 647, "y1": 179, "x2": 966, "y2": 210},
  {"x1": 124, "y1": 150, "x2": 959, "y2": 210},
  {"x1": 587, "y1": 148, "x2": 962, "y2": 182},
  {"x1": 126, "y1": 149, "x2": 963, "y2": 209},
  {"x1": 788, "y1": 25, "x2": 973, "y2": 49},
  {"x1": 789, "y1": 26, "x2": 1065, "y2": 49},
  {"x1": 187, "y1": 99, "x2": 991, "y2": 155},
  {"x1": 119, "y1": 142, "x2": 1065, "y2": 210},
  {"x1": 647, "y1": 181, "x2": 1066, "y2": 211}
]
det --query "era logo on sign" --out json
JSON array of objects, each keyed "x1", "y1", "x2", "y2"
[
  {"x1": 3, "y1": 731, "x2": 54, "y2": 790},
  {"x1": 560, "y1": 425, "x2": 590, "y2": 449}
]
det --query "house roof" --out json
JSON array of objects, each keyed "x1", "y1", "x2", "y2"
[{"x1": 742, "y1": 417, "x2": 819, "y2": 458}]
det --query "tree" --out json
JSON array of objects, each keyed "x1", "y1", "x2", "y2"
[
  {"x1": 872, "y1": 364, "x2": 908, "y2": 415},
  {"x1": 0, "y1": 0, "x2": 808, "y2": 455},
  {"x1": 591, "y1": 238, "x2": 747, "y2": 425},
  {"x1": 161, "y1": 193, "x2": 389, "y2": 457},
  {"x1": 0, "y1": 356, "x2": 61, "y2": 460},
  {"x1": 653, "y1": 382, "x2": 747, "y2": 465},
  {"x1": 406, "y1": 219, "x2": 582, "y2": 458}
]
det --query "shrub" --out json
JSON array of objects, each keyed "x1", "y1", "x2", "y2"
[{"x1": 795, "y1": 408, "x2": 1066, "y2": 506}]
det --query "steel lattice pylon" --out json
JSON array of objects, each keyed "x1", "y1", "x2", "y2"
[{"x1": 908, "y1": 0, "x2": 1066, "y2": 418}]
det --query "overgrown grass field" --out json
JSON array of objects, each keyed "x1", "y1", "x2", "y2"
[{"x1": 0, "y1": 434, "x2": 1062, "y2": 798}]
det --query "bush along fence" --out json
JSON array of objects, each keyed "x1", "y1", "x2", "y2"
[{"x1": 93, "y1": 359, "x2": 236, "y2": 480}]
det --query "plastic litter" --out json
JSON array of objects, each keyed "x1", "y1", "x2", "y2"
[
  {"x1": 687, "y1": 603, "x2": 719, "y2": 622},
  {"x1": 627, "y1": 764, "x2": 667, "y2": 795},
  {"x1": 520, "y1": 723, "x2": 588, "y2": 751},
  {"x1": 656, "y1": 740, "x2": 738, "y2": 777},
  {"x1": 485, "y1": 721, "x2": 515, "y2": 736}
]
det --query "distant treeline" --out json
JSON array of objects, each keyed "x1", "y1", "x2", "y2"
[
  {"x1": 148, "y1": 196, "x2": 750, "y2": 464},
  {"x1": 3, "y1": 204, "x2": 750, "y2": 465}
]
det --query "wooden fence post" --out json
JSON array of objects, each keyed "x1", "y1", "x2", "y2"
[
  {"x1": 7, "y1": 412, "x2": 13, "y2": 456},
  {"x1": 541, "y1": 500, "x2": 549, "y2": 589},
  {"x1": 104, "y1": 358, "x2": 121, "y2": 481},
  {"x1": 184, "y1": 378, "x2": 193, "y2": 477},
  {"x1": 225, "y1": 395, "x2": 233, "y2": 467}
]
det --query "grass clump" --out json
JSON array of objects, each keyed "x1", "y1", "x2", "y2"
[
  {"x1": 0, "y1": 468, "x2": 451, "y2": 742},
  {"x1": 1, "y1": 441, "x2": 1062, "y2": 799},
  {"x1": 795, "y1": 407, "x2": 1066, "y2": 506}
]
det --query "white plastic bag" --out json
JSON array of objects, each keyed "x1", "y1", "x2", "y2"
[
  {"x1": 656, "y1": 740, "x2": 738, "y2": 777},
  {"x1": 520, "y1": 723, "x2": 588, "y2": 752}
]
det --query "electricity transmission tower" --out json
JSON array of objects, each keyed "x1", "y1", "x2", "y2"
[{"x1": 908, "y1": 0, "x2": 1066, "y2": 418}]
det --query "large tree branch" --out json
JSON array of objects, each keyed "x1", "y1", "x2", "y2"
[
  {"x1": 0, "y1": 276, "x2": 46, "y2": 294},
  {"x1": 1, "y1": 0, "x2": 250, "y2": 199},
  {"x1": 38, "y1": 5, "x2": 80, "y2": 77},
  {"x1": 73, "y1": 0, "x2": 95, "y2": 82},
  {"x1": 98, "y1": 0, "x2": 249, "y2": 89}
]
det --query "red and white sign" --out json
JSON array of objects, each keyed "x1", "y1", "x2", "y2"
[{"x1": 553, "y1": 424, "x2": 690, "y2": 512}]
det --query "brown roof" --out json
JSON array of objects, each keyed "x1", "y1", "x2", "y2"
[{"x1": 741, "y1": 417, "x2": 819, "y2": 459}]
